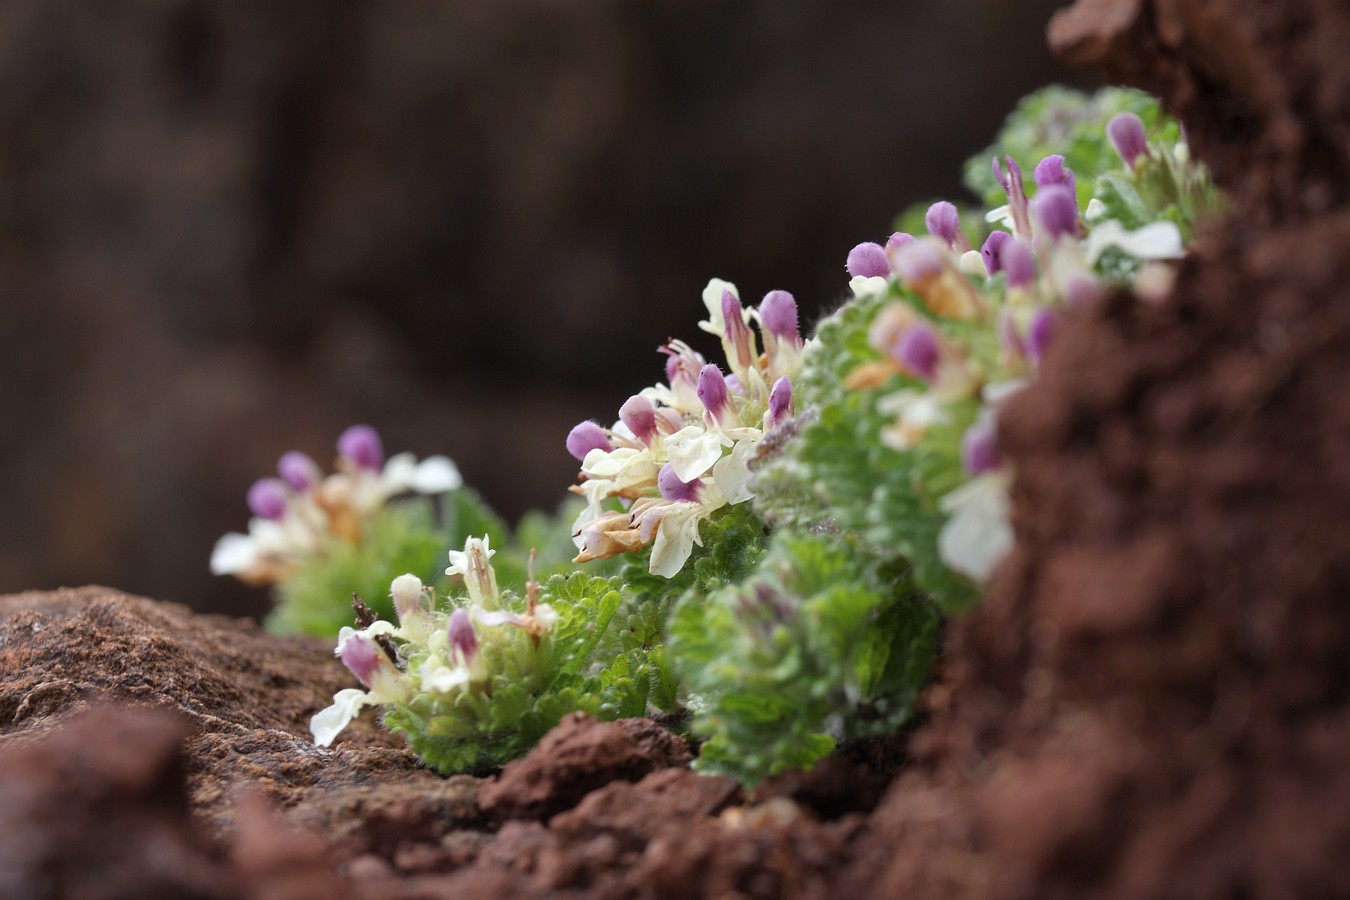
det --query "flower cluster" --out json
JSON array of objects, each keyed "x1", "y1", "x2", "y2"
[
  {"x1": 833, "y1": 90, "x2": 1214, "y2": 587},
  {"x1": 567, "y1": 282, "x2": 808, "y2": 578},
  {"x1": 311, "y1": 537, "x2": 556, "y2": 747},
  {"x1": 311, "y1": 535, "x2": 661, "y2": 772},
  {"x1": 211, "y1": 425, "x2": 461, "y2": 585}
]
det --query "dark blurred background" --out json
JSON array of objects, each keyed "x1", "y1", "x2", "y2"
[{"x1": 0, "y1": 0, "x2": 1086, "y2": 619}]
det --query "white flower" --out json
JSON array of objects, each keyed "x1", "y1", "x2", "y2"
[
  {"x1": 698, "y1": 278, "x2": 740, "y2": 337},
  {"x1": 1084, "y1": 220, "x2": 1185, "y2": 265},
  {"x1": 311, "y1": 688, "x2": 375, "y2": 747},
  {"x1": 445, "y1": 535, "x2": 499, "y2": 606},
  {"x1": 421, "y1": 664, "x2": 471, "y2": 694},
  {"x1": 381, "y1": 453, "x2": 462, "y2": 495},
  {"x1": 209, "y1": 532, "x2": 258, "y2": 577},
  {"x1": 877, "y1": 389, "x2": 951, "y2": 450},
  {"x1": 937, "y1": 472, "x2": 1014, "y2": 582},
  {"x1": 849, "y1": 275, "x2": 890, "y2": 298}
]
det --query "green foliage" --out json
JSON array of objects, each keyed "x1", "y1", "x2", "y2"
[
  {"x1": 962, "y1": 85, "x2": 1161, "y2": 208},
  {"x1": 671, "y1": 531, "x2": 938, "y2": 785},
  {"x1": 382, "y1": 570, "x2": 660, "y2": 774},
  {"x1": 267, "y1": 499, "x2": 450, "y2": 635},
  {"x1": 753, "y1": 291, "x2": 981, "y2": 612}
]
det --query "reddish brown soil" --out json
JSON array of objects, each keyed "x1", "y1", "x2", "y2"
[{"x1": 3, "y1": 0, "x2": 1350, "y2": 896}]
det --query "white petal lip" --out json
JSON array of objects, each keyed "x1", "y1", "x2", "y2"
[
  {"x1": 699, "y1": 278, "x2": 740, "y2": 336},
  {"x1": 849, "y1": 275, "x2": 889, "y2": 298},
  {"x1": 666, "y1": 427, "x2": 725, "y2": 483},
  {"x1": 422, "y1": 665, "x2": 470, "y2": 693},
  {"x1": 381, "y1": 452, "x2": 463, "y2": 495},
  {"x1": 938, "y1": 474, "x2": 1014, "y2": 582},
  {"x1": 310, "y1": 688, "x2": 372, "y2": 747},
  {"x1": 209, "y1": 533, "x2": 256, "y2": 575},
  {"x1": 1084, "y1": 220, "x2": 1185, "y2": 265}
]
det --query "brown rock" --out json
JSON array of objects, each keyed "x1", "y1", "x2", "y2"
[
  {"x1": 477, "y1": 712, "x2": 691, "y2": 822},
  {"x1": 0, "y1": 705, "x2": 237, "y2": 899}
]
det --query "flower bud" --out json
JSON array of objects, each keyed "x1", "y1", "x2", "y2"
[
  {"x1": 981, "y1": 231, "x2": 1011, "y2": 275},
  {"x1": 697, "y1": 364, "x2": 732, "y2": 424},
  {"x1": 892, "y1": 240, "x2": 945, "y2": 284},
  {"x1": 721, "y1": 290, "x2": 756, "y2": 371},
  {"x1": 247, "y1": 478, "x2": 288, "y2": 521},
  {"x1": 566, "y1": 421, "x2": 612, "y2": 460},
  {"x1": 657, "y1": 462, "x2": 702, "y2": 503},
  {"x1": 339, "y1": 634, "x2": 383, "y2": 687},
  {"x1": 1106, "y1": 112, "x2": 1148, "y2": 168},
  {"x1": 390, "y1": 573, "x2": 425, "y2": 623},
  {"x1": 889, "y1": 323, "x2": 941, "y2": 381},
  {"x1": 925, "y1": 201, "x2": 968, "y2": 251},
  {"x1": 1033, "y1": 154, "x2": 1076, "y2": 197},
  {"x1": 619, "y1": 395, "x2": 659, "y2": 445},
  {"x1": 1027, "y1": 308, "x2": 1057, "y2": 363},
  {"x1": 277, "y1": 451, "x2": 322, "y2": 492},
  {"x1": 961, "y1": 421, "x2": 1000, "y2": 475},
  {"x1": 1000, "y1": 239, "x2": 1036, "y2": 289},
  {"x1": 1031, "y1": 184, "x2": 1078, "y2": 240},
  {"x1": 846, "y1": 242, "x2": 890, "y2": 279},
  {"x1": 337, "y1": 425, "x2": 384, "y2": 471},
  {"x1": 1064, "y1": 274, "x2": 1100, "y2": 308},
  {"x1": 765, "y1": 376, "x2": 793, "y2": 430},
  {"x1": 758, "y1": 290, "x2": 799, "y2": 342},
  {"x1": 448, "y1": 608, "x2": 478, "y2": 668}
]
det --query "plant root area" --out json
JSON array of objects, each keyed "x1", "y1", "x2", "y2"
[{"x1": 5, "y1": 0, "x2": 1350, "y2": 896}]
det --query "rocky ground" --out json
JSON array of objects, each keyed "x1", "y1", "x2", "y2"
[{"x1": 4, "y1": 0, "x2": 1350, "y2": 896}]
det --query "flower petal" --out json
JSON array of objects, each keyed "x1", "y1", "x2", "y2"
[{"x1": 310, "y1": 688, "x2": 373, "y2": 747}]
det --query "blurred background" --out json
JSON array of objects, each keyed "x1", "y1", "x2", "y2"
[{"x1": 0, "y1": 0, "x2": 1087, "y2": 619}]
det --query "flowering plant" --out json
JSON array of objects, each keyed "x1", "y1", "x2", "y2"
[{"x1": 218, "y1": 87, "x2": 1216, "y2": 785}]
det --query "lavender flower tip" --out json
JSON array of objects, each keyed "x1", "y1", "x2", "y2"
[
  {"x1": 337, "y1": 425, "x2": 384, "y2": 471},
  {"x1": 1107, "y1": 112, "x2": 1148, "y2": 168},
  {"x1": 846, "y1": 242, "x2": 890, "y2": 279},
  {"x1": 1030, "y1": 184, "x2": 1078, "y2": 240},
  {"x1": 657, "y1": 462, "x2": 702, "y2": 503},
  {"x1": 758, "y1": 290, "x2": 799, "y2": 340},
  {"x1": 247, "y1": 478, "x2": 288, "y2": 521},
  {"x1": 448, "y1": 608, "x2": 478, "y2": 667},
  {"x1": 981, "y1": 231, "x2": 1011, "y2": 276},
  {"x1": 566, "y1": 421, "x2": 612, "y2": 461},
  {"x1": 925, "y1": 201, "x2": 961, "y2": 245},
  {"x1": 277, "y1": 451, "x2": 322, "y2": 492}
]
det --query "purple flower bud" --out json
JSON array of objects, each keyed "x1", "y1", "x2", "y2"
[
  {"x1": 925, "y1": 201, "x2": 962, "y2": 248},
  {"x1": 337, "y1": 425, "x2": 384, "y2": 471},
  {"x1": 981, "y1": 231, "x2": 1011, "y2": 275},
  {"x1": 886, "y1": 232, "x2": 916, "y2": 255},
  {"x1": 961, "y1": 421, "x2": 1000, "y2": 475},
  {"x1": 889, "y1": 323, "x2": 941, "y2": 381},
  {"x1": 846, "y1": 242, "x2": 890, "y2": 279},
  {"x1": 1031, "y1": 184, "x2": 1078, "y2": 240},
  {"x1": 1106, "y1": 112, "x2": 1148, "y2": 168},
  {"x1": 448, "y1": 608, "x2": 478, "y2": 667},
  {"x1": 1033, "y1": 154, "x2": 1076, "y2": 198},
  {"x1": 566, "y1": 421, "x2": 612, "y2": 460},
  {"x1": 247, "y1": 478, "x2": 288, "y2": 520},
  {"x1": 697, "y1": 364, "x2": 732, "y2": 424},
  {"x1": 722, "y1": 290, "x2": 755, "y2": 370},
  {"x1": 277, "y1": 451, "x2": 322, "y2": 492},
  {"x1": 1027, "y1": 308, "x2": 1057, "y2": 364},
  {"x1": 892, "y1": 240, "x2": 944, "y2": 284},
  {"x1": 766, "y1": 376, "x2": 793, "y2": 429},
  {"x1": 658, "y1": 462, "x2": 703, "y2": 503},
  {"x1": 1000, "y1": 239, "x2": 1036, "y2": 289},
  {"x1": 619, "y1": 395, "x2": 658, "y2": 444},
  {"x1": 725, "y1": 373, "x2": 745, "y2": 396},
  {"x1": 994, "y1": 156, "x2": 1032, "y2": 240},
  {"x1": 758, "y1": 290, "x2": 799, "y2": 341},
  {"x1": 339, "y1": 634, "x2": 382, "y2": 687}
]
